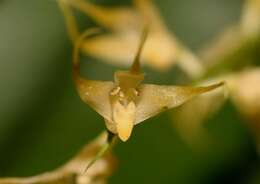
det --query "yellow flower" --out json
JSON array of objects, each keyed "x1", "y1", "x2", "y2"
[
  {"x1": 241, "y1": 0, "x2": 260, "y2": 36},
  {"x1": 0, "y1": 133, "x2": 115, "y2": 183},
  {"x1": 171, "y1": 0, "x2": 260, "y2": 150},
  {"x1": 58, "y1": 0, "x2": 204, "y2": 78},
  {"x1": 73, "y1": 28, "x2": 223, "y2": 142}
]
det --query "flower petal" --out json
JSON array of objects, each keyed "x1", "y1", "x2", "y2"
[
  {"x1": 81, "y1": 33, "x2": 139, "y2": 66},
  {"x1": 76, "y1": 79, "x2": 114, "y2": 121},
  {"x1": 65, "y1": 0, "x2": 140, "y2": 31},
  {"x1": 241, "y1": 0, "x2": 260, "y2": 36},
  {"x1": 135, "y1": 82, "x2": 224, "y2": 124},
  {"x1": 228, "y1": 68, "x2": 260, "y2": 119},
  {"x1": 171, "y1": 81, "x2": 226, "y2": 147}
]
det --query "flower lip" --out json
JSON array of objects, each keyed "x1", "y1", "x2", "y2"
[{"x1": 113, "y1": 101, "x2": 136, "y2": 141}]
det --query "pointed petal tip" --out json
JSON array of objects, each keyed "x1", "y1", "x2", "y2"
[
  {"x1": 213, "y1": 81, "x2": 227, "y2": 94},
  {"x1": 130, "y1": 26, "x2": 149, "y2": 74},
  {"x1": 204, "y1": 81, "x2": 225, "y2": 91},
  {"x1": 117, "y1": 122, "x2": 133, "y2": 141},
  {"x1": 211, "y1": 81, "x2": 225, "y2": 87},
  {"x1": 217, "y1": 81, "x2": 225, "y2": 87},
  {"x1": 113, "y1": 102, "x2": 135, "y2": 142},
  {"x1": 118, "y1": 128, "x2": 132, "y2": 142},
  {"x1": 118, "y1": 135, "x2": 129, "y2": 142}
]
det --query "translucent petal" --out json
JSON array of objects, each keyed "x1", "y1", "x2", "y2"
[
  {"x1": 66, "y1": 0, "x2": 140, "y2": 31},
  {"x1": 81, "y1": 31, "x2": 178, "y2": 70},
  {"x1": 135, "y1": 82, "x2": 224, "y2": 124},
  {"x1": 171, "y1": 82, "x2": 226, "y2": 147},
  {"x1": 134, "y1": 0, "x2": 167, "y2": 30},
  {"x1": 241, "y1": 0, "x2": 260, "y2": 35},
  {"x1": 64, "y1": 0, "x2": 179, "y2": 70},
  {"x1": 81, "y1": 33, "x2": 138, "y2": 66},
  {"x1": 76, "y1": 79, "x2": 114, "y2": 121},
  {"x1": 0, "y1": 133, "x2": 115, "y2": 183},
  {"x1": 228, "y1": 68, "x2": 260, "y2": 118}
]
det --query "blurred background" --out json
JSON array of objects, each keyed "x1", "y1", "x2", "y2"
[{"x1": 1, "y1": 0, "x2": 260, "y2": 183}]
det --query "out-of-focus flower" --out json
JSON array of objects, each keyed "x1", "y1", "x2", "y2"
[
  {"x1": 228, "y1": 68, "x2": 260, "y2": 119},
  {"x1": 227, "y1": 68, "x2": 260, "y2": 150},
  {"x1": 199, "y1": 0, "x2": 260, "y2": 78},
  {"x1": 0, "y1": 133, "x2": 116, "y2": 184},
  {"x1": 201, "y1": 0, "x2": 260, "y2": 124},
  {"x1": 58, "y1": 0, "x2": 204, "y2": 78},
  {"x1": 171, "y1": 80, "x2": 226, "y2": 149},
  {"x1": 73, "y1": 28, "x2": 223, "y2": 142},
  {"x1": 172, "y1": 68, "x2": 260, "y2": 151},
  {"x1": 199, "y1": 26, "x2": 260, "y2": 79},
  {"x1": 241, "y1": 0, "x2": 260, "y2": 36},
  {"x1": 171, "y1": 0, "x2": 260, "y2": 150}
]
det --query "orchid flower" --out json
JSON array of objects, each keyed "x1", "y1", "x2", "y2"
[
  {"x1": 171, "y1": 0, "x2": 260, "y2": 149},
  {"x1": 58, "y1": 0, "x2": 204, "y2": 78},
  {"x1": 72, "y1": 28, "x2": 224, "y2": 142},
  {"x1": 0, "y1": 133, "x2": 115, "y2": 184}
]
